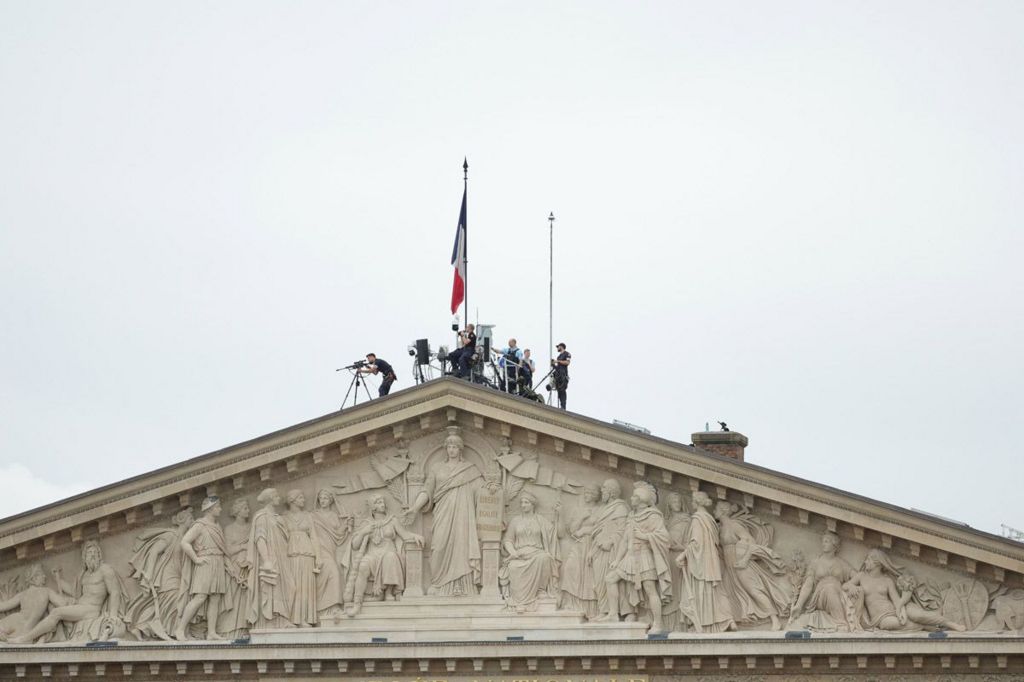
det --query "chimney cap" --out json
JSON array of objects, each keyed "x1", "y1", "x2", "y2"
[{"x1": 691, "y1": 430, "x2": 748, "y2": 462}]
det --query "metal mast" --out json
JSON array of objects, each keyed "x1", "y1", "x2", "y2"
[{"x1": 548, "y1": 211, "x2": 554, "y2": 405}]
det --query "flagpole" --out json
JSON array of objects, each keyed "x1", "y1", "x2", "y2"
[
  {"x1": 548, "y1": 211, "x2": 554, "y2": 406},
  {"x1": 463, "y1": 158, "x2": 469, "y2": 323}
]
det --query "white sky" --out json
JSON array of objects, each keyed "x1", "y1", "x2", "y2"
[{"x1": 1, "y1": 2, "x2": 1021, "y2": 536}]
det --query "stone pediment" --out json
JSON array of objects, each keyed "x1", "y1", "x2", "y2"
[{"x1": 0, "y1": 377, "x2": 1022, "y2": 655}]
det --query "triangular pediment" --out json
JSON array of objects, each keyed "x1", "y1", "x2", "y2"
[{"x1": 0, "y1": 377, "x2": 1021, "y2": 647}]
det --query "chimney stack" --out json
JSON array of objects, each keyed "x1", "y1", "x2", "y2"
[{"x1": 692, "y1": 429, "x2": 748, "y2": 462}]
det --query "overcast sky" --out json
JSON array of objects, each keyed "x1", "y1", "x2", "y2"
[{"x1": 1, "y1": 2, "x2": 1021, "y2": 537}]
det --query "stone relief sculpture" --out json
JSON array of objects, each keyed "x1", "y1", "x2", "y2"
[
  {"x1": 554, "y1": 484, "x2": 601, "y2": 618},
  {"x1": 675, "y1": 491, "x2": 736, "y2": 633},
  {"x1": 585, "y1": 479, "x2": 630, "y2": 614},
  {"x1": 2, "y1": 430, "x2": 1020, "y2": 646},
  {"x1": 311, "y1": 489, "x2": 353, "y2": 620},
  {"x1": 663, "y1": 492, "x2": 692, "y2": 631},
  {"x1": 845, "y1": 548, "x2": 965, "y2": 632},
  {"x1": 346, "y1": 494, "x2": 422, "y2": 616},
  {"x1": 988, "y1": 586, "x2": 1024, "y2": 633},
  {"x1": 403, "y1": 427, "x2": 495, "y2": 596},
  {"x1": 714, "y1": 501, "x2": 792, "y2": 630},
  {"x1": 494, "y1": 437, "x2": 581, "y2": 506},
  {"x1": 334, "y1": 439, "x2": 413, "y2": 507},
  {"x1": 176, "y1": 496, "x2": 242, "y2": 640},
  {"x1": 283, "y1": 490, "x2": 321, "y2": 627},
  {"x1": 788, "y1": 531, "x2": 857, "y2": 631},
  {"x1": 125, "y1": 507, "x2": 193, "y2": 640},
  {"x1": 499, "y1": 492, "x2": 559, "y2": 612},
  {"x1": 10, "y1": 541, "x2": 125, "y2": 644},
  {"x1": 216, "y1": 498, "x2": 251, "y2": 639},
  {"x1": 247, "y1": 488, "x2": 293, "y2": 629},
  {"x1": 598, "y1": 481, "x2": 673, "y2": 635},
  {"x1": 0, "y1": 564, "x2": 66, "y2": 641}
]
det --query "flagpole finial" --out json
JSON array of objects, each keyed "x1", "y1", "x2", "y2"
[
  {"x1": 463, "y1": 158, "x2": 468, "y2": 181},
  {"x1": 549, "y1": 211, "x2": 555, "y2": 222}
]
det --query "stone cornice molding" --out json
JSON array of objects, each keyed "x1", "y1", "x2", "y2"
[{"x1": 0, "y1": 636, "x2": 1021, "y2": 678}]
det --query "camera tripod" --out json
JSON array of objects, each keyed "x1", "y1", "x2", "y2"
[
  {"x1": 337, "y1": 364, "x2": 374, "y2": 409},
  {"x1": 532, "y1": 366, "x2": 558, "y2": 406}
]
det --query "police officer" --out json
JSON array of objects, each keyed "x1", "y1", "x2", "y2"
[
  {"x1": 551, "y1": 343, "x2": 571, "y2": 409},
  {"x1": 360, "y1": 353, "x2": 397, "y2": 397},
  {"x1": 492, "y1": 338, "x2": 524, "y2": 393}
]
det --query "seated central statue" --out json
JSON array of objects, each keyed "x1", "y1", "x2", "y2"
[{"x1": 499, "y1": 492, "x2": 559, "y2": 612}]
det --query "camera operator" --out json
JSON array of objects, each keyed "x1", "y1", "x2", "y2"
[
  {"x1": 359, "y1": 353, "x2": 397, "y2": 397},
  {"x1": 447, "y1": 324, "x2": 477, "y2": 379},
  {"x1": 550, "y1": 342, "x2": 571, "y2": 410},
  {"x1": 492, "y1": 338, "x2": 524, "y2": 393}
]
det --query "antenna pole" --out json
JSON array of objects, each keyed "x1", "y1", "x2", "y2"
[{"x1": 548, "y1": 211, "x2": 555, "y2": 405}]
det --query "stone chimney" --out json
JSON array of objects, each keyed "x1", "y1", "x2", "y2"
[{"x1": 692, "y1": 429, "x2": 748, "y2": 462}]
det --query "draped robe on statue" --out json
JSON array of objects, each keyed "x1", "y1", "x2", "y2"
[
  {"x1": 679, "y1": 507, "x2": 735, "y2": 633},
  {"x1": 422, "y1": 459, "x2": 484, "y2": 596},
  {"x1": 718, "y1": 512, "x2": 792, "y2": 624},
  {"x1": 585, "y1": 499, "x2": 630, "y2": 612},
  {"x1": 500, "y1": 513, "x2": 559, "y2": 609},
  {"x1": 216, "y1": 520, "x2": 250, "y2": 638},
  {"x1": 312, "y1": 509, "x2": 350, "y2": 614},
  {"x1": 558, "y1": 504, "x2": 599, "y2": 618},
  {"x1": 664, "y1": 510, "x2": 692, "y2": 630},
  {"x1": 611, "y1": 506, "x2": 673, "y2": 617},
  {"x1": 247, "y1": 508, "x2": 294, "y2": 629},
  {"x1": 125, "y1": 525, "x2": 188, "y2": 639}
]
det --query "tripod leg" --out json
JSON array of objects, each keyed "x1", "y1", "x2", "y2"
[{"x1": 342, "y1": 372, "x2": 359, "y2": 410}]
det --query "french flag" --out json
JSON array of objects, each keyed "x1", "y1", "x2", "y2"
[{"x1": 450, "y1": 187, "x2": 467, "y2": 314}]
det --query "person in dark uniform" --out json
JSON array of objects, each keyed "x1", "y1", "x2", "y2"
[
  {"x1": 360, "y1": 353, "x2": 396, "y2": 397},
  {"x1": 447, "y1": 324, "x2": 477, "y2": 379},
  {"x1": 552, "y1": 342, "x2": 571, "y2": 410}
]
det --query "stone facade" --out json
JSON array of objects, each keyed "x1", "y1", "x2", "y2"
[{"x1": 0, "y1": 378, "x2": 1020, "y2": 680}]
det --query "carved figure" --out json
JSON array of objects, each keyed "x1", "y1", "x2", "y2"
[
  {"x1": 846, "y1": 549, "x2": 965, "y2": 632},
  {"x1": 404, "y1": 427, "x2": 494, "y2": 596},
  {"x1": 125, "y1": 508, "x2": 194, "y2": 640},
  {"x1": 989, "y1": 587, "x2": 1024, "y2": 633},
  {"x1": 11, "y1": 541, "x2": 124, "y2": 644},
  {"x1": 598, "y1": 482, "x2": 672, "y2": 634},
  {"x1": 555, "y1": 484, "x2": 601, "y2": 618},
  {"x1": 283, "y1": 490, "x2": 322, "y2": 626},
  {"x1": 585, "y1": 479, "x2": 630, "y2": 614},
  {"x1": 346, "y1": 494, "x2": 423, "y2": 616},
  {"x1": 332, "y1": 440, "x2": 413, "y2": 505},
  {"x1": 675, "y1": 491, "x2": 735, "y2": 633},
  {"x1": 663, "y1": 492, "x2": 692, "y2": 631},
  {"x1": 176, "y1": 497, "x2": 241, "y2": 640},
  {"x1": 499, "y1": 492, "x2": 559, "y2": 612},
  {"x1": 714, "y1": 501, "x2": 792, "y2": 630},
  {"x1": 495, "y1": 437, "x2": 580, "y2": 505},
  {"x1": 0, "y1": 564, "x2": 67, "y2": 641},
  {"x1": 246, "y1": 488, "x2": 294, "y2": 629},
  {"x1": 788, "y1": 531, "x2": 856, "y2": 631},
  {"x1": 216, "y1": 498, "x2": 251, "y2": 639},
  {"x1": 312, "y1": 489, "x2": 353, "y2": 620}
]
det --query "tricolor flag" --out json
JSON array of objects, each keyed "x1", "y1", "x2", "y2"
[{"x1": 450, "y1": 187, "x2": 467, "y2": 314}]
